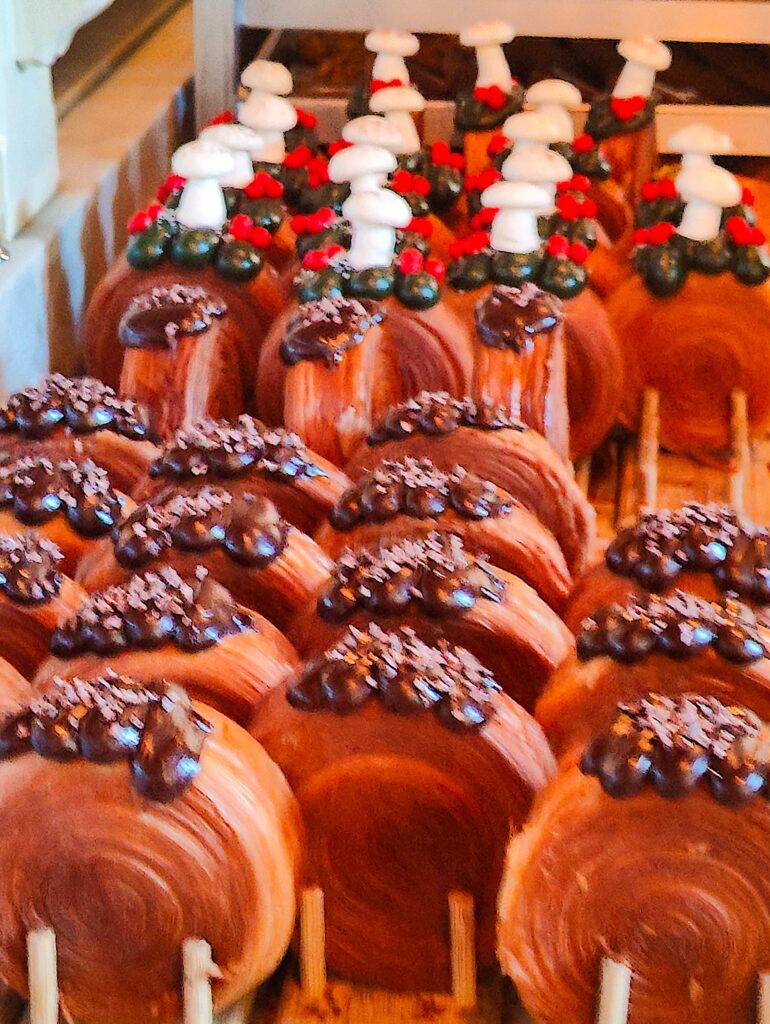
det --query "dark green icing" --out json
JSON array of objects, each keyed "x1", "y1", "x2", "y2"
[
  {"x1": 454, "y1": 85, "x2": 523, "y2": 132},
  {"x1": 584, "y1": 93, "x2": 656, "y2": 141}
]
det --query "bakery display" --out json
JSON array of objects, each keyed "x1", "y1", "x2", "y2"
[
  {"x1": 346, "y1": 30, "x2": 420, "y2": 120},
  {"x1": 0, "y1": 674, "x2": 300, "y2": 1024},
  {"x1": 251, "y1": 624, "x2": 555, "y2": 991},
  {"x1": 499, "y1": 693, "x2": 770, "y2": 1024}
]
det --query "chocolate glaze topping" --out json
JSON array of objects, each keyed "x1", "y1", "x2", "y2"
[
  {"x1": 118, "y1": 285, "x2": 227, "y2": 349},
  {"x1": 368, "y1": 391, "x2": 527, "y2": 446},
  {"x1": 0, "y1": 456, "x2": 121, "y2": 537},
  {"x1": 0, "y1": 673, "x2": 212, "y2": 802},
  {"x1": 474, "y1": 284, "x2": 562, "y2": 353},
  {"x1": 330, "y1": 457, "x2": 512, "y2": 530},
  {"x1": 281, "y1": 296, "x2": 384, "y2": 368},
  {"x1": 0, "y1": 533, "x2": 63, "y2": 604},
  {"x1": 113, "y1": 487, "x2": 288, "y2": 569},
  {"x1": 149, "y1": 416, "x2": 326, "y2": 482},
  {"x1": 289, "y1": 623, "x2": 501, "y2": 728},
  {"x1": 578, "y1": 591, "x2": 767, "y2": 664},
  {"x1": 318, "y1": 532, "x2": 506, "y2": 622},
  {"x1": 50, "y1": 566, "x2": 254, "y2": 657},
  {"x1": 582, "y1": 693, "x2": 770, "y2": 805},
  {"x1": 607, "y1": 503, "x2": 770, "y2": 603},
  {"x1": 0, "y1": 374, "x2": 150, "y2": 440}
]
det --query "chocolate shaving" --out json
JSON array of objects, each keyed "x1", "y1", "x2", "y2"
[
  {"x1": 281, "y1": 296, "x2": 385, "y2": 368},
  {"x1": 119, "y1": 285, "x2": 227, "y2": 350},
  {"x1": 0, "y1": 533, "x2": 63, "y2": 604},
  {"x1": 367, "y1": 392, "x2": 527, "y2": 446},
  {"x1": 474, "y1": 284, "x2": 562, "y2": 353}
]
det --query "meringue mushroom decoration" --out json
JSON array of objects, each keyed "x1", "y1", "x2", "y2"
[
  {"x1": 239, "y1": 60, "x2": 296, "y2": 165},
  {"x1": 346, "y1": 29, "x2": 419, "y2": 120}
]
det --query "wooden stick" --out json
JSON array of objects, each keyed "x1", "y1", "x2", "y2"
[
  {"x1": 449, "y1": 890, "x2": 476, "y2": 1010},
  {"x1": 758, "y1": 972, "x2": 770, "y2": 1024},
  {"x1": 730, "y1": 388, "x2": 750, "y2": 517},
  {"x1": 300, "y1": 887, "x2": 326, "y2": 1000},
  {"x1": 596, "y1": 958, "x2": 631, "y2": 1024},
  {"x1": 638, "y1": 388, "x2": 660, "y2": 513},
  {"x1": 27, "y1": 929, "x2": 58, "y2": 1024},
  {"x1": 183, "y1": 939, "x2": 221, "y2": 1024}
]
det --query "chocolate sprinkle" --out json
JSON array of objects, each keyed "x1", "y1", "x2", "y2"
[
  {"x1": 577, "y1": 591, "x2": 767, "y2": 664},
  {"x1": 367, "y1": 392, "x2": 527, "y2": 446},
  {"x1": 149, "y1": 416, "x2": 326, "y2": 482},
  {"x1": 0, "y1": 456, "x2": 121, "y2": 537},
  {"x1": 118, "y1": 285, "x2": 227, "y2": 349},
  {"x1": 280, "y1": 296, "x2": 384, "y2": 368},
  {"x1": 474, "y1": 284, "x2": 562, "y2": 353},
  {"x1": 50, "y1": 566, "x2": 255, "y2": 657},
  {"x1": 0, "y1": 672, "x2": 212, "y2": 802},
  {"x1": 329, "y1": 457, "x2": 513, "y2": 530},
  {"x1": 582, "y1": 693, "x2": 770, "y2": 805},
  {"x1": 0, "y1": 374, "x2": 150, "y2": 441},
  {"x1": 0, "y1": 533, "x2": 63, "y2": 604},
  {"x1": 318, "y1": 532, "x2": 506, "y2": 622},
  {"x1": 289, "y1": 623, "x2": 501, "y2": 729}
]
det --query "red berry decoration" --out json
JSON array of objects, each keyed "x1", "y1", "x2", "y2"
[
  {"x1": 751, "y1": 227, "x2": 767, "y2": 246},
  {"x1": 464, "y1": 231, "x2": 490, "y2": 255},
  {"x1": 390, "y1": 170, "x2": 414, "y2": 195},
  {"x1": 283, "y1": 145, "x2": 313, "y2": 170},
  {"x1": 470, "y1": 208, "x2": 497, "y2": 230},
  {"x1": 413, "y1": 175, "x2": 432, "y2": 197},
  {"x1": 245, "y1": 172, "x2": 284, "y2": 200},
  {"x1": 302, "y1": 249, "x2": 327, "y2": 271},
  {"x1": 658, "y1": 178, "x2": 678, "y2": 199},
  {"x1": 610, "y1": 95, "x2": 646, "y2": 121},
  {"x1": 250, "y1": 226, "x2": 272, "y2": 249},
  {"x1": 406, "y1": 217, "x2": 433, "y2": 238},
  {"x1": 487, "y1": 133, "x2": 508, "y2": 157},
  {"x1": 568, "y1": 241, "x2": 589, "y2": 264},
  {"x1": 371, "y1": 78, "x2": 404, "y2": 93},
  {"x1": 424, "y1": 258, "x2": 445, "y2": 280},
  {"x1": 556, "y1": 194, "x2": 580, "y2": 220},
  {"x1": 641, "y1": 180, "x2": 660, "y2": 202},
  {"x1": 546, "y1": 234, "x2": 570, "y2": 258},
  {"x1": 156, "y1": 174, "x2": 186, "y2": 203},
  {"x1": 328, "y1": 139, "x2": 352, "y2": 157},
  {"x1": 742, "y1": 187, "x2": 755, "y2": 207},
  {"x1": 146, "y1": 203, "x2": 163, "y2": 220},
  {"x1": 474, "y1": 85, "x2": 507, "y2": 110},
  {"x1": 633, "y1": 227, "x2": 651, "y2": 246},
  {"x1": 572, "y1": 134, "x2": 595, "y2": 154},
  {"x1": 579, "y1": 198, "x2": 598, "y2": 218},
  {"x1": 291, "y1": 214, "x2": 309, "y2": 235},
  {"x1": 463, "y1": 174, "x2": 479, "y2": 194},
  {"x1": 398, "y1": 248, "x2": 424, "y2": 275},
  {"x1": 726, "y1": 216, "x2": 753, "y2": 246},
  {"x1": 127, "y1": 211, "x2": 152, "y2": 235},
  {"x1": 648, "y1": 222, "x2": 676, "y2": 246},
  {"x1": 229, "y1": 214, "x2": 255, "y2": 241},
  {"x1": 449, "y1": 239, "x2": 465, "y2": 261},
  {"x1": 295, "y1": 108, "x2": 317, "y2": 129}
]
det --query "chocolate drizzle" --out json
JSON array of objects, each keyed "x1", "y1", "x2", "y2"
[
  {"x1": 0, "y1": 673, "x2": 212, "y2": 802},
  {"x1": 368, "y1": 392, "x2": 527, "y2": 446},
  {"x1": 474, "y1": 284, "x2": 562, "y2": 353},
  {"x1": 0, "y1": 533, "x2": 63, "y2": 604},
  {"x1": 280, "y1": 296, "x2": 384, "y2": 368},
  {"x1": 149, "y1": 416, "x2": 326, "y2": 482},
  {"x1": 318, "y1": 532, "x2": 506, "y2": 622},
  {"x1": 582, "y1": 693, "x2": 770, "y2": 805},
  {"x1": 289, "y1": 623, "x2": 500, "y2": 729},
  {"x1": 0, "y1": 374, "x2": 150, "y2": 441},
  {"x1": 0, "y1": 456, "x2": 121, "y2": 537},
  {"x1": 118, "y1": 285, "x2": 227, "y2": 349},
  {"x1": 113, "y1": 487, "x2": 288, "y2": 569},
  {"x1": 50, "y1": 566, "x2": 254, "y2": 657},
  {"x1": 578, "y1": 591, "x2": 767, "y2": 664},
  {"x1": 607, "y1": 503, "x2": 770, "y2": 602},
  {"x1": 330, "y1": 457, "x2": 512, "y2": 530}
]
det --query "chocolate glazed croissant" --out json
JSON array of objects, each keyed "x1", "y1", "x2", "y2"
[
  {"x1": 0, "y1": 375, "x2": 159, "y2": 495},
  {"x1": 499, "y1": 694, "x2": 770, "y2": 1024},
  {"x1": 537, "y1": 591, "x2": 770, "y2": 758},
  {"x1": 346, "y1": 392, "x2": 596, "y2": 575},
  {"x1": 252, "y1": 624, "x2": 555, "y2": 992},
  {"x1": 77, "y1": 487, "x2": 332, "y2": 632},
  {"x1": 0, "y1": 674, "x2": 300, "y2": 1024},
  {"x1": 35, "y1": 567, "x2": 300, "y2": 727},
  {"x1": 565, "y1": 503, "x2": 770, "y2": 632},
  {"x1": 288, "y1": 532, "x2": 573, "y2": 712},
  {"x1": 315, "y1": 456, "x2": 573, "y2": 612},
  {"x1": 134, "y1": 416, "x2": 352, "y2": 533}
]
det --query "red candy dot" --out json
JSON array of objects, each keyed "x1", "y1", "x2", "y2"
[
  {"x1": 641, "y1": 181, "x2": 660, "y2": 203},
  {"x1": 424, "y1": 258, "x2": 445, "y2": 280},
  {"x1": 742, "y1": 187, "x2": 755, "y2": 207},
  {"x1": 546, "y1": 234, "x2": 570, "y2": 258},
  {"x1": 633, "y1": 227, "x2": 651, "y2": 246},
  {"x1": 648, "y1": 222, "x2": 676, "y2": 246},
  {"x1": 398, "y1": 247, "x2": 424, "y2": 275},
  {"x1": 229, "y1": 214, "x2": 255, "y2": 241},
  {"x1": 572, "y1": 133, "x2": 595, "y2": 154},
  {"x1": 250, "y1": 226, "x2": 271, "y2": 248},
  {"x1": 658, "y1": 178, "x2": 678, "y2": 199},
  {"x1": 569, "y1": 241, "x2": 589, "y2": 264},
  {"x1": 127, "y1": 211, "x2": 152, "y2": 235}
]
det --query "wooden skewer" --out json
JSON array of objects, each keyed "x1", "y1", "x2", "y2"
[
  {"x1": 730, "y1": 388, "x2": 750, "y2": 517},
  {"x1": 596, "y1": 958, "x2": 631, "y2": 1024},
  {"x1": 183, "y1": 938, "x2": 221, "y2": 1024},
  {"x1": 300, "y1": 887, "x2": 327, "y2": 1000},
  {"x1": 757, "y1": 971, "x2": 770, "y2": 1024},
  {"x1": 449, "y1": 890, "x2": 477, "y2": 1011},
  {"x1": 27, "y1": 929, "x2": 58, "y2": 1024},
  {"x1": 638, "y1": 388, "x2": 660, "y2": 513}
]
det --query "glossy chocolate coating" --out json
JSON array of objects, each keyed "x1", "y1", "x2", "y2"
[
  {"x1": 289, "y1": 622, "x2": 500, "y2": 729},
  {"x1": 118, "y1": 285, "x2": 227, "y2": 349},
  {"x1": 577, "y1": 591, "x2": 767, "y2": 665},
  {"x1": 0, "y1": 456, "x2": 121, "y2": 537},
  {"x1": 582, "y1": 693, "x2": 770, "y2": 805},
  {"x1": 0, "y1": 673, "x2": 211, "y2": 802},
  {"x1": 318, "y1": 532, "x2": 506, "y2": 623},
  {"x1": 368, "y1": 391, "x2": 527, "y2": 446},
  {"x1": 50, "y1": 567, "x2": 255, "y2": 657},
  {"x1": 474, "y1": 284, "x2": 562, "y2": 353},
  {"x1": 0, "y1": 533, "x2": 63, "y2": 605},
  {"x1": 329, "y1": 457, "x2": 512, "y2": 530},
  {"x1": 280, "y1": 296, "x2": 384, "y2": 368},
  {"x1": 0, "y1": 374, "x2": 150, "y2": 441}
]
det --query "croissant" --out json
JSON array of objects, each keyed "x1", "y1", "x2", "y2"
[
  {"x1": 565, "y1": 503, "x2": 770, "y2": 632},
  {"x1": 133, "y1": 416, "x2": 352, "y2": 534},
  {"x1": 0, "y1": 674, "x2": 300, "y2": 1024},
  {"x1": 0, "y1": 534, "x2": 86, "y2": 679},
  {"x1": 0, "y1": 456, "x2": 126, "y2": 577},
  {"x1": 316, "y1": 456, "x2": 573, "y2": 611},
  {"x1": 346, "y1": 392, "x2": 596, "y2": 575},
  {"x1": 251, "y1": 623, "x2": 554, "y2": 992},
  {"x1": 0, "y1": 375, "x2": 159, "y2": 495},
  {"x1": 499, "y1": 693, "x2": 770, "y2": 1024},
  {"x1": 288, "y1": 532, "x2": 573, "y2": 711},
  {"x1": 77, "y1": 487, "x2": 332, "y2": 632},
  {"x1": 537, "y1": 591, "x2": 770, "y2": 758},
  {"x1": 35, "y1": 567, "x2": 300, "y2": 727}
]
